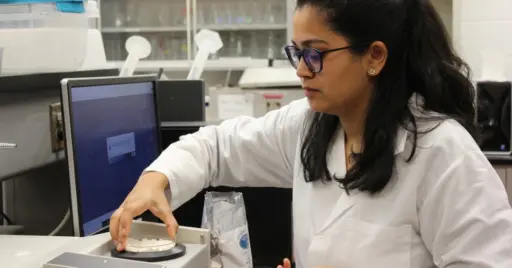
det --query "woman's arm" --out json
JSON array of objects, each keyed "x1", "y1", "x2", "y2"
[
  {"x1": 419, "y1": 150, "x2": 512, "y2": 267},
  {"x1": 145, "y1": 99, "x2": 309, "y2": 210}
]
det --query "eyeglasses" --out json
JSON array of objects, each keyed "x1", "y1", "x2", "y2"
[{"x1": 284, "y1": 44, "x2": 366, "y2": 73}]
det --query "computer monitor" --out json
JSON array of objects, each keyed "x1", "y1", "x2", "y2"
[{"x1": 60, "y1": 75, "x2": 161, "y2": 237}]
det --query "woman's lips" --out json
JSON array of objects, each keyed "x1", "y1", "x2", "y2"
[{"x1": 304, "y1": 87, "x2": 320, "y2": 97}]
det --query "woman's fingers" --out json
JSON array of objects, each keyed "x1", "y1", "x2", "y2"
[
  {"x1": 109, "y1": 207, "x2": 124, "y2": 244},
  {"x1": 116, "y1": 199, "x2": 148, "y2": 250},
  {"x1": 149, "y1": 197, "x2": 179, "y2": 241},
  {"x1": 283, "y1": 258, "x2": 291, "y2": 268}
]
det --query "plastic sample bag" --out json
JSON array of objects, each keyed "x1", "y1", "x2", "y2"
[{"x1": 201, "y1": 191, "x2": 253, "y2": 268}]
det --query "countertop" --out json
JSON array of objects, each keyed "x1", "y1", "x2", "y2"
[{"x1": 486, "y1": 154, "x2": 512, "y2": 165}]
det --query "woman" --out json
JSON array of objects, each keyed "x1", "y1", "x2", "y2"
[{"x1": 110, "y1": 0, "x2": 512, "y2": 267}]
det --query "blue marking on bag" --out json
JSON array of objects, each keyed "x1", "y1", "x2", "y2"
[{"x1": 239, "y1": 233, "x2": 249, "y2": 249}]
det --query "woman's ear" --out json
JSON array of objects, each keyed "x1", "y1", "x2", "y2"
[{"x1": 365, "y1": 41, "x2": 388, "y2": 76}]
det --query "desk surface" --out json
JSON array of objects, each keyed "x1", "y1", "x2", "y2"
[
  {"x1": 0, "y1": 235, "x2": 77, "y2": 268},
  {"x1": 2, "y1": 233, "x2": 209, "y2": 268}
]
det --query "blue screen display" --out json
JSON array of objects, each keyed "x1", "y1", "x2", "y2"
[{"x1": 70, "y1": 82, "x2": 159, "y2": 236}]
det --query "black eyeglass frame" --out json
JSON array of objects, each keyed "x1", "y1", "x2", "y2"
[{"x1": 284, "y1": 43, "x2": 370, "y2": 73}]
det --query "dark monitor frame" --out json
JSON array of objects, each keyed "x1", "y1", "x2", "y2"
[
  {"x1": 156, "y1": 79, "x2": 206, "y2": 124},
  {"x1": 60, "y1": 75, "x2": 162, "y2": 237},
  {"x1": 476, "y1": 81, "x2": 512, "y2": 155}
]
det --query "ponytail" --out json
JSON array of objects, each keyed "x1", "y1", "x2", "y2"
[{"x1": 403, "y1": 0, "x2": 477, "y2": 139}]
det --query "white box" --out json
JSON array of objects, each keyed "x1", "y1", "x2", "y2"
[
  {"x1": 208, "y1": 87, "x2": 304, "y2": 121},
  {"x1": 0, "y1": 2, "x2": 89, "y2": 74}
]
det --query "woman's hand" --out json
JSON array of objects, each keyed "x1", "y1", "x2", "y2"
[
  {"x1": 277, "y1": 258, "x2": 292, "y2": 268},
  {"x1": 109, "y1": 172, "x2": 179, "y2": 251},
  {"x1": 277, "y1": 258, "x2": 334, "y2": 268}
]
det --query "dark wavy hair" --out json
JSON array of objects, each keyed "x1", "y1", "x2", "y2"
[{"x1": 298, "y1": 0, "x2": 478, "y2": 194}]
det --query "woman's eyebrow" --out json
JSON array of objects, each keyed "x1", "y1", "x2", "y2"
[{"x1": 292, "y1": 39, "x2": 329, "y2": 47}]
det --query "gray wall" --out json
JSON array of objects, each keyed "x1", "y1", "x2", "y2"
[
  {"x1": 0, "y1": 87, "x2": 70, "y2": 235},
  {"x1": 0, "y1": 70, "x2": 241, "y2": 235},
  {"x1": 2, "y1": 160, "x2": 72, "y2": 235}
]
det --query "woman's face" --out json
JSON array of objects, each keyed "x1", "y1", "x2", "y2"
[{"x1": 292, "y1": 5, "x2": 377, "y2": 116}]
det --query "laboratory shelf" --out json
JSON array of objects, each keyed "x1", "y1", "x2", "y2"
[
  {"x1": 101, "y1": 26, "x2": 188, "y2": 33},
  {"x1": 198, "y1": 24, "x2": 287, "y2": 31},
  {"x1": 98, "y1": 0, "x2": 292, "y2": 64},
  {"x1": 102, "y1": 24, "x2": 287, "y2": 33},
  {"x1": 106, "y1": 58, "x2": 290, "y2": 72}
]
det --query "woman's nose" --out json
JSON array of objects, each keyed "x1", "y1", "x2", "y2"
[{"x1": 296, "y1": 58, "x2": 313, "y2": 78}]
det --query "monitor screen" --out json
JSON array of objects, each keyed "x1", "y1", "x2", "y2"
[{"x1": 64, "y1": 77, "x2": 160, "y2": 236}]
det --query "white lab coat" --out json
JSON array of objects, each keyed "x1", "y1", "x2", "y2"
[{"x1": 145, "y1": 98, "x2": 512, "y2": 268}]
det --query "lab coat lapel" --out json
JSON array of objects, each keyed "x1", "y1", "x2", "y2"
[
  {"x1": 315, "y1": 125, "x2": 409, "y2": 235},
  {"x1": 316, "y1": 190, "x2": 355, "y2": 234}
]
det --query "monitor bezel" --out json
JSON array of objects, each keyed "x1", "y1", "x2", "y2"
[{"x1": 60, "y1": 75, "x2": 162, "y2": 237}]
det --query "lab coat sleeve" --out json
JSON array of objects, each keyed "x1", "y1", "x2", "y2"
[
  {"x1": 145, "y1": 99, "x2": 308, "y2": 210},
  {"x1": 418, "y1": 150, "x2": 512, "y2": 267}
]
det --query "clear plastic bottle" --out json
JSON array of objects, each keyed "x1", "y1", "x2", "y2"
[
  {"x1": 267, "y1": 32, "x2": 275, "y2": 59},
  {"x1": 228, "y1": 32, "x2": 237, "y2": 57},
  {"x1": 249, "y1": 32, "x2": 260, "y2": 58}
]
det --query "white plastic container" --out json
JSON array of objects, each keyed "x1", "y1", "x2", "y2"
[
  {"x1": 85, "y1": 0, "x2": 99, "y2": 29},
  {"x1": 80, "y1": 0, "x2": 108, "y2": 70},
  {"x1": 0, "y1": 2, "x2": 88, "y2": 74}
]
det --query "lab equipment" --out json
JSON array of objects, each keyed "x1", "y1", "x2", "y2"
[
  {"x1": 110, "y1": 223, "x2": 187, "y2": 262},
  {"x1": 60, "y1": 75, "x2": 161, "y2": 237},
  {"x1": 156, "y1": 80, "x2": 206, "y2": 124},
  {"x1": 0, "y1": 1, "x2": 90, "y2": 74},
  {"x1": 119, "y1": 35, "x2": 152, "y2": 77},
  {"x1": 187, "y1": 29, "x2": 223, "y2": 80},
  {"x1": 2, "y1": 220, "x2": 211, "y2": 268},
  {"x1": 208, "y1": 67, "x2": 303, "y2": 120},
  {"x1": 476, "y1": 81, "x2": 512, "y2": 155},
  {"x1": 208, "y1": 87, "x2": 303, "y2": 120},
  {"x1": 238, "y1": 67, "x2": 300, "y2": 89}
]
